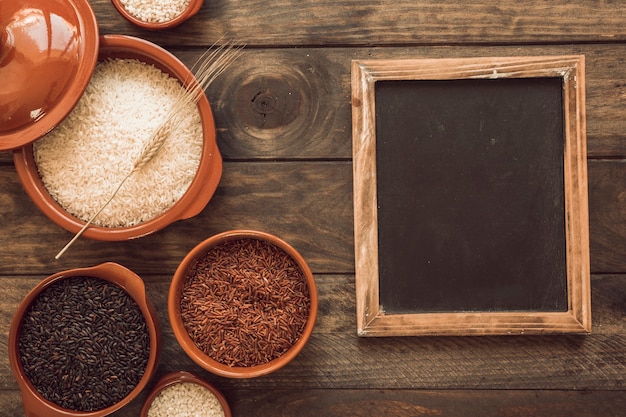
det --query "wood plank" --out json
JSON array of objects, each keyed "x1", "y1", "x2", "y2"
[
  {"x1": 2, "y1": 44, "x2": 626, "y2": 162},
  {"x1": 199, "y1": 45, "x2": 626, "y2": 159},
  {"x1": 224, "y1": 389, "x2": 626, "y2": 417},
  {"x1": 2, "y1": 159, "x2": 626, "y2": 274},
  {"x1": 2, "y1": 275, "x2": 624, "y2": 392},
  {"x1": 89, "y1": 0, "x2": 626, "y2": 47},
  {"x1": 1, "y1": 389, "x2": 625, "y2": 417},
  {"x1": 0, "y1": 162, "x2": 354, "y2": 275},
  {"x1": 589, "y1": 160, "x2": 626, "y2": 273}
]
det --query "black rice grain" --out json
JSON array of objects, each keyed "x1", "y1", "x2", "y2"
[{"x1": 18, "y1": 276, "x2": 151, "y2": 412}]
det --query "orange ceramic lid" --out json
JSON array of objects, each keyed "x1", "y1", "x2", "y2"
[{"x1": 0, "y1": 0, "x2": 98, "y2": 151}]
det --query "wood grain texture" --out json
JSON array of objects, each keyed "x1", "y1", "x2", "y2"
[
  {"x1": 0, "y1": 162, "x2": 353, "y2": 275},
  {"x1": 90, "y1": 0, "x2": 626, "y2": 47},
  {"x1": 226, "y1": 389, "x2": 626, "y2": 417},
  {"x1": 3, "y1": 44, "x2": 626, "y2": 161},
  {"x1": 2, "y1": 276, "x2": 625, "y2": 415},
  {"x1": 197, "y1": 45, "x2": 626, "y2": 159},
  {"x1": 2, "y1": 160, "x2": 347, "y2": 270},
  {"x1": 1, "y1": 275, "x2": 624, "y2": 394},
  {"x1": 1, "y1": 389, "x2": 625, "y2": 417},
  {"x1": 1, "y1": 1, "x2": 625, "y2": 415},
  {"x1": 589, "y1": 160, "x2": 626, "y2": 272},
  {"x1": 2, "y1": 160, "x2": 625, "y2": 274}
]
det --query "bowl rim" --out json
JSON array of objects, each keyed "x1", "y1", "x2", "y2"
[
  {"x1": 168, "y1": 230, "x2": 318, "y2": 378},
  {"x1": 110, "y1": 0, "x2": 204, "y2": 30},
  {"x1": 139, "y1": 371, "x2": 232, "y2": 417},
  {"x1": 12, "y1": 34, "x2": 222, "y2": 241},
  {"x1": 8, "y1": 262, "x2": 161, "y2": 417}
]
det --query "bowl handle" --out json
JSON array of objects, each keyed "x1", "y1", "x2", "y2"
[
  {"x1": 18, "y1": 385, "x2": 63, "y2": 417},
  {"x1": 187, "y1": 0, "x2": 205, "y2": 17},
  {"x1": 178, "y1": 145, "x2": 223, "y2": 220},
  {"x1": 90, "y1": 262, "x2": 148, "y2": 305}
]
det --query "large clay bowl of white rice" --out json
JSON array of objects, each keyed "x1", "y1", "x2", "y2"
[{"x1": 13, "y1": 34, "x2": 223, "y2": 241}]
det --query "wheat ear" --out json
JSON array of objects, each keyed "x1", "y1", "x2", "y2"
[
  {"x1": 54, "y1": 41, "x2": 244, "y2": 259},
  {"x1": 54, "y1": 123, "x2": 171, "y2": 259}
]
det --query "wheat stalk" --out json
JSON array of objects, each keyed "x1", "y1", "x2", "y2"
[{"x1": 55, "y1": 41, "x2": 244, "y2": 259}]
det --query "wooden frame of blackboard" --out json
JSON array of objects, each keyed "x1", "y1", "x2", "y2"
[{"x1": 352, "y1": 56, "x2": 590, "y2": 336}]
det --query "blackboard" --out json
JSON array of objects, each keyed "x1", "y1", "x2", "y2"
[
  {"x1": 376, "y1": 77, "x2": 567, "y2": 313},
  {"x1": 352, "y1": 56, "x2": 591, "y2": 336}
]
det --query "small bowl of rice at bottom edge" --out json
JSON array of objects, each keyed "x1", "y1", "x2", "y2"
[
  {"x1": 12, "y1": 34, "x2": 222, "y2": 242},
  {"x1": 168, "y1": 229, "x2": 318, "y2": 378},
  {"x1": 140, "y1": 371, "x2": 231, "y2": 417}
]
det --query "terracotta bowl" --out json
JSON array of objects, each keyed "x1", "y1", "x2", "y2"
[
  {"x1": 13, "y1": 34, "x2": 222, "y2": 241},
  {"x1": 0, "y1": 0, "x2": 99, "y2": 150},
  {"x1": 8, "y1": 262, "x2": 161, "y2": 417},
  {"x1": 169, "y1": 230, "x2": 318, "y2": 378},
  {"x1": 140, "y1": 371, "x2": 231, "y2": 417},
  {"x1": 111, "y1": 0, "x2": 204, "y2": 29}
]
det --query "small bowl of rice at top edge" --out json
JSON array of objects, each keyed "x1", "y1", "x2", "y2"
[
  {"x1": 12, "y1": 34, "x2": 222, "y2": 241},
  {"x1": 140, "y1": 371, "x2": 231, "y2": 417},
  {"x1": 111, "y1": 0, "x2": 204, "y2": 30},
  {"x1": 168, "y1": 229, "x2": 318, "y2": 378}
]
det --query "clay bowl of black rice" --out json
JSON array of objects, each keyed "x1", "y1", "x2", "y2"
[
  {"x1": 168, "y1": 229, "x2": 318, "y2": 378},
  {"x1": 8, "y1": 262, "x2": 161, "y2": 417}
]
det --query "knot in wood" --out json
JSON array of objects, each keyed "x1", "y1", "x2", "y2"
[
  {"x1": 237, "y1": 77, "x2": 301, "y2": 130},
  {"x1": 251, "y1": 89, "x2": 279, "y2": 115}
]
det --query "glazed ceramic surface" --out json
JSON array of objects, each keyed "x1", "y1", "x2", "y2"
[{"x1": 0, "y1": 0, "x2": 98, "y2": 150}]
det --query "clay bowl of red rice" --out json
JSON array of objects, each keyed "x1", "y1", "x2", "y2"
[
  {"x1": 140, "y1": 371, "x2": 231, "y2": 417},
  {"x1": 8, "y1": 262, "x2": 161, "y2": 417},
  {"x1": 168, "y1": 230, "x2": 318, "y2": 378},
  {"x1": 111, "y1": 0, "x2": 204, "y2": 30},
  {"x1": 12, "y1": 34, "x2": 222, "y2": 241}
]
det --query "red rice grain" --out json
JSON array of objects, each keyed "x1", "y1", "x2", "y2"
[{"x1": 179, "y1": 238, "x2": 311, "y2": 367}]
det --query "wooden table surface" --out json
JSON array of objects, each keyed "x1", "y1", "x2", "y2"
[{"x1": 2, "y1": 1, "x2": 626, "y2": 416}]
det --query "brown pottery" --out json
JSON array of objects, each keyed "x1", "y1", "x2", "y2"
[
  {"x1": 111, "y1": 0, "x2": 204, "y2": 30},
  {"x1": 140, "y1": 371, "x2": 232, "y2": 417},
  {"x1": 12, "y1": 34, "x2": 223, "y2": 241},
  {"x1": 168, "y1": 230, "x2": 319, "y2": 378},
  {"x1": 8, "y1": 262, "x2": 161, "y2": 417},
  {"x1": 0, "y1": 0, "x2": 99, "y2": 150}
]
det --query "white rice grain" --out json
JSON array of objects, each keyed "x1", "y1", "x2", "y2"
[
  {"x1": 119, "y1": 0, "x2": 192, "y2": 23},
  {"x1": 33, "y1": 58, "x2": 203, "y2": 228},
  {"x1": 147, "y1": 382, "x2": 226, "y2": 417}
]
